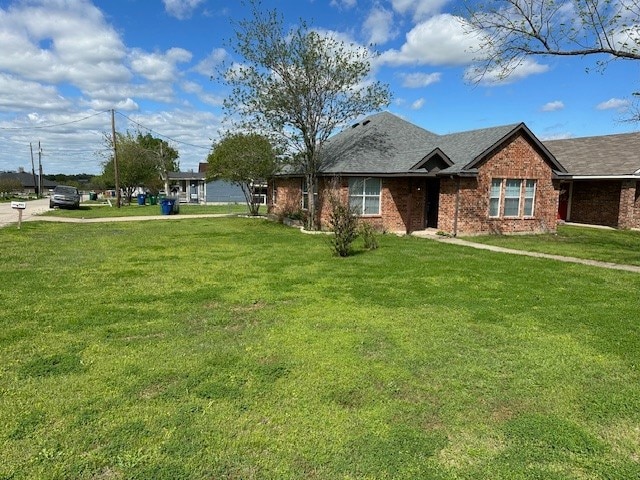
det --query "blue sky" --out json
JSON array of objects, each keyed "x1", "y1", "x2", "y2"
[{"x1": 0, "y1": 0, "x2": 637, "y2": 174}]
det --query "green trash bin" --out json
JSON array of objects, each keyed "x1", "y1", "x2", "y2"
[
  {"x1": 149, "y1": 195, "x2": 157, "y2": 206},
  {"x1": 89, "y1": 192, "x2": 97, "y2": 201}
]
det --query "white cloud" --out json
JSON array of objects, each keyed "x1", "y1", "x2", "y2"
[
  {"x1": 379, "y1": 14, "x2": 477, "y2": 66},
  {"x1": 0, "y1": 74, "x2": 71, "y2": 111},
  {"x1": 163, "y1": 0, "x2": 205, "y2": 20},
  {"x1": 0, "y1": 0, "x2": 130, "y2": 89},
  {"x1": 542, "y1": 101, "x2": 565, "y2": 112},
  {"x1": 363, "y1": 6, "x2": 396, "y2": 45},
  {"x1": 411, "y1": 97, "x2": 426, "y2": 109},
  {"x1": 596, "y1": 98, "x2": 630, "y2": 111},
  {"x1": 465, "y1": 58, "x2": 549, "y2": 85},
  {"x1": 194, "y1": 48, "x2": 230, "y2": 76},
  {"x1": 330, "y1": 0, "x2": 357, "y2": 9},
  {"x1": 130, "y1": 48, "x2": 192, "y2": 83},
  {"x1": 391, "y1": 0, "x2": 451, "y2": 21},
  {"x1": 399, "y1": 72, "x2": 442, "y2": 88}
]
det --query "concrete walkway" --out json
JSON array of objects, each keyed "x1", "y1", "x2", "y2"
[{"x1": 412, "y1": 229, "x2": 640, "y2": 274}]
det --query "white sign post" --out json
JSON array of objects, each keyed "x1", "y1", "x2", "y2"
[{"x1": 11, "y1": 201, "x2": 26, "y2": 229}]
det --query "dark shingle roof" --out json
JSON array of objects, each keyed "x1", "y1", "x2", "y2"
[
  {"x1": 320, "y1": 111, "x2": 439, "y2": 174},
  {"x1": 318, "y1": 111, "x2": 564, "y2": 176},
  {"x1": 0, "y1": 171, "x2": 57, "y2": 188},
  {"x1": 544, "y1": 132, "x2": 640, "y2": 176}
]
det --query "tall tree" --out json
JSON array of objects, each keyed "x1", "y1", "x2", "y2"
[
  {"x1": 206, "y1": 132, "x2": 278, "y2": 215},
  {"x1": 463, "y1": 0, "x2": 640, "y2": 84},
  {"x1": 136, "y1": 133, "x2": 180, "y2": 194},
  {"x1": 100, "y1": 131, "x2": 178, "y2": 204},
  {"x1": 221, "y1": 0, "x2": 391, "y2": 229}
]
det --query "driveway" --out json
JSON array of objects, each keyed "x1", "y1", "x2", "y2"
[{"x1": 0, "y1": 198, "x2": 51, "y2": 228}]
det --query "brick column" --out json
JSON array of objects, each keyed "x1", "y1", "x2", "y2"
[{"x1": 617, "y1": 180, "x2": 636, "y2": 229}]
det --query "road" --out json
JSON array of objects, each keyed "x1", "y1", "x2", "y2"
[{"x1": 0, "y1": 198, "x2": 51, "y2": 228}]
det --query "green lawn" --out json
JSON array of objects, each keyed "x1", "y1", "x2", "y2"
[
  {"x1": 1, "y1": 218, "x2": 639, "y2": 479},
  {"x1": 467, "y1": 224, "x2": 640, "y2": 266},
  {"x1": 42, "y1": 202, "x2": 250, "y2": 218}
]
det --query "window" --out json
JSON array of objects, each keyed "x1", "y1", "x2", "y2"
[
  {"x1": 489, "y1": 178, "x2": 537, "y2": 218},
  {"x1": 301, "y1": 178, "x2": 318, "y2": 210},
  {"x1": 349, "y1": 177, "x2": 381, "y2": 215},
  {"x1": 489, "y1": 179, "x2": 501, "y2": 217},
  {"x1": 523, "y1": 180, "x2": 536, "y2": 216},
  {"x1": 504, "y1": 179, "x2": 522, "y2": 217}
]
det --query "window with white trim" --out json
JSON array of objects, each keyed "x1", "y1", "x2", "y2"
[
  {"x1": 301, "y1": 178, "x2": 318, "y2": 210},
  {"x1": 349, "y1": 177, "x2": 381, "y2": 215},
  {"x1": 489, "y1": 179, "x2": 501, "y2": 217},
  {"x1": 523, "y1": 180, "x2": 536, "y2": 216},
  {"x1": 489, "y1": 178, "x2": 537, "y2": 218},
  {"x1": 504, "y1": 179, "x2": 522, "y2": 217}
]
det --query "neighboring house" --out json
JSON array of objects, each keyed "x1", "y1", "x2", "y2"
[
  {"x1": 165, "y1": 171, "x2": 206, "y2": 204},
  {"x1": 0, "y1": 170, "x2": 57, "y2": 194},
  {"x1": 197, "y1": 163, "x2": 268, "y2": 205},
  {"x1": 544, "y1": 133, "x2": 640, "y2": 230},
  {"x1": 269, "y1": 112, "x2": 566, "y2": 235}
]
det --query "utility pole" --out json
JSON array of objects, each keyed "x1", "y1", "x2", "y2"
[
  {"x1": 29, "y1": 143, "x2": 38, "y2": 197},
  {"x1": 38, "y1": 141, "x2": 43, "y2": 198},
  {"x1": 111, "y1": 109, "x2": 121, "y2": 208}
]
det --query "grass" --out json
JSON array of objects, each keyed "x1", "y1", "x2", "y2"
[
  {"x1": 1, "y1": 218, "x2": 640, "y2": 479},
  {"x1": 466, "y1": 224, "x2": 640, "y2": 266},
  {"x1": 41, "y1": 202, "x2": 251, "y2": 218}
]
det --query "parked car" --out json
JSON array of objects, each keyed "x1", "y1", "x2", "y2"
[{"x1": 49, "y1": 185, "x2": 80, "y2": 209}]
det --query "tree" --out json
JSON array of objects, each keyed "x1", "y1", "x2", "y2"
[
  {"x1": 463, "y1": 0, "x2": 640, "y2": 83},
  {"x1": 0, "y1": 177, "x2": 22, "y2": 198},
  {"x1": 101, "y1": 131, "x2": 178, "y2": 204},
  {"x1": 136, "y1": 133, "x2": 180, "y2": 194},
  {"x1": 206, "y1": 132, "x2": 277, "y2": 215},
  {"x1": 221, "y1": 0, "x2": 391, "y2": 229}
]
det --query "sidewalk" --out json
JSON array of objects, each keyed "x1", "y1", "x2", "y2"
[{"x1": 412, "y1": 229, "x2": 640, "y2": 274}]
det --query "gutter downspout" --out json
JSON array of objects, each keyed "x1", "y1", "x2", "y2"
[{"x1": 453, "y1": 176, "x2": 460, "y2": 237}]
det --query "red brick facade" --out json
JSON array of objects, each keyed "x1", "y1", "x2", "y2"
[
  {"x1": 438, "y1": 135, "x2": 560, "y2": 235},
  {"x1": 567, "y1": 180, "x2": 640, "y2": 229},
  {"x1": 268, "y1": 134, "x2": 561, "y2": 235}
]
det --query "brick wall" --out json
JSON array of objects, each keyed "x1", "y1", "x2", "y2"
[
  {"x1": 268, "y1": 178, "x2": 302, "y2": 218},
  {"x1": 438, "y1": 134, "x2": 559, "y2": 235},
  {"x1": 569, "y1": 181, "x2": 621, "y2": 228},
  {"x1": 617, "y1": 180, "x2": 639, "y2": 229}
]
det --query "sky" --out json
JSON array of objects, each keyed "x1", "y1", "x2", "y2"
[{"x1": 0, "y1": 0, "x2": 638, "y2": 175}]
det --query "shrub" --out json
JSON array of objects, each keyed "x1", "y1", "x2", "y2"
[
  {"x1": 328, "y1": 194, "x2": 359, "y2": 257},
  {"x1": 359, "y1": 221, "x2": 379, "y2": 250}
]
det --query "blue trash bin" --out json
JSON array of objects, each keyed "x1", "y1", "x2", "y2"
[
  {"x1": 160, "y1": 198, "x2": 175, "y2": 215},
  {"x1": 137, "y1": 193, "x2": 146, "y2": 206}
]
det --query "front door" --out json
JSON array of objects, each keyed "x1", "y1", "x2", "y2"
[{"x1": 425, "y1": 178, "x2": 440, "y2": 228}]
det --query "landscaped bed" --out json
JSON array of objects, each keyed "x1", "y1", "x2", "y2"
[{"x1": 1, "y1": 218, "x2": 639, "y2": 479}]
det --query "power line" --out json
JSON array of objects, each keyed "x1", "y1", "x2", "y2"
[
  {"x1": 0, "y1": 110, "x2": 110, "y2": 130},
  {"x1": 115, "y1": 111, "x2": 211, "y2": 151}
]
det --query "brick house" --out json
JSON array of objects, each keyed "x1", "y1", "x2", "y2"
[
  {"x1": 268, "y1": 112, "x2": 567, "y2": 235},
  {"x1": 544, "y1": 133, "x2": 640, "y2": 230}
]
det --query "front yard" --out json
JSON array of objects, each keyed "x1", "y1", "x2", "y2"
[{"x1": 1, "y1": 218, "x2": 639, "y2": 479}]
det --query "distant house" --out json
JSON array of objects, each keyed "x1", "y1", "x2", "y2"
[
  {"x1": 269, "y1": 112, "x2": 566, "y2": 235},
  {"x1": 544, "y1": 133, "x2": 640, "y2": 230},
  {"x1": 0, "y1": 170, "x2": 57, "y2": 194},
  {"x1": 197, "y1": 163, "x2": 267, "y2": 205}
]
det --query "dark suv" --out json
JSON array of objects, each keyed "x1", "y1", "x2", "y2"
[{"x1": 50, "y1": 185, "x2": 80, "y2": 209}]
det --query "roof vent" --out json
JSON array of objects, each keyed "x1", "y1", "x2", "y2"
[
  {"x1": 351, "y1": 122, "x2": 360, "y2": 128},
  {"x1": 362, "y1": 120, "x2": 371, "y2": 126}
]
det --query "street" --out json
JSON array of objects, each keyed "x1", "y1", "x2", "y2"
[{"x1": 0, "y1": 198, "x2": 51, "y2": 228}]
